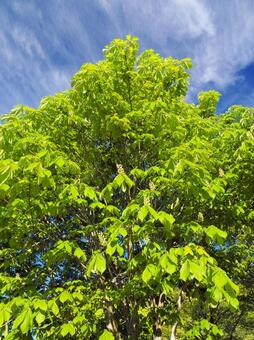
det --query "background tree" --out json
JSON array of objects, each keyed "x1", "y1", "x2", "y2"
[{"x1": 0, "y1": 36, "x2": 253, "y2": 339}]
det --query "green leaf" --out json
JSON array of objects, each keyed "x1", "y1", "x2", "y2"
[
  {"x1": 51, "y1": 301, "x2": 60, "y2": 316},
  {"x1": 101, "y1": 184, "x2": 113, "y2": 203},
  {"x1": 210, "y1": 287, "x2": 223, "y2": 302},
  {"x1": 69, "y1": 184, "x2": 79, "y2": 199},
  {"x1": 162, "y1": 280, "x2": 173, "y2": 295},
  {"x1": 158, "y1": 211, "x2": 175, "y2": 228},
  {"x1": 55, "y1": 156, "x2": 66, "y2": 168},
  {"x1": 123, "y1": 174, "x2": 134, "y2": 188},
  {"x1": 13, "y1": 310, "x2": 26, "y2": 329},
  {"x1": 84, "y1": 185, "x2": 97, "y2": 200},
  {"x1": 118, "y1": 226, "x2": 127, "y2": 238},
  {"x1": 53, "y1": 240, "x2": 73, "y2": 255},
  {"x1": 99, "y1": 329, "x2": 115, "y2": 340},
  {"x1": 106, "y1": 243, "x2": 116, "y2": 256},
  {"x1": 59, "y1": 291, "x2": 72, "y2": 303},
  {"x1": 95, "y1": 308, "x2": 104, "y2": 318},
  {"x1": 227, "y1": 295, "x2": 239, "y2": 310},
  {"x1": 159, "y1": 254, "x2": 177, "y2": 274},
  {"x1": 212, "y1": 270, "x2": 228, "y2": 288},
  {"x1": 35, "y1": 311, "x2": 45, "y2": 325},
  {"x1": 74, "y1": 247, "x2": 86, "y2": 260},
  {"x1": 138, "y1": 205, "x2": 149, "y2": 222},
  {"x1": 116, "y1": 244, "x2": 124, "y2": 256},
  {"x1": 200, "y1": 319, "x2": 210, "y2": 330},
  {"x1": 86, "y1": 253, "x2": 106, "y2": 276},
  {"x1": 38, "y1": 300, "x2": 47, "y2": 312},
  {"x1": 113, "y1": 174, "x2": 125, "y2": 188},
  {"x1": 122, "y1": 204, "x2": 139, "y2": 219},
  {"x1": 142, "y1": 267, "x2": 152, "y2": 283},
  {"x1": 142, "y1": 264, "x2": 158, "y2": 283},
  {"x1": 105, "y1": 205, "x2": 120, "y2": 216},
  {"x1": 211, "y1": 325, "x2": 224, "y2": 336},
  {"x1": 0, "y1": 159, "x2": 19, "y2": 184},
  {"x1": 148, "y1": 206, "x2": 158, "y2": 219},
  {"x1": 189, "y1": 260, "x2": 203, "y2": 281},
  {"x1": 90, "y1": 201, "x2": 105, "y2": 210},
  {"x1": 226, "y1": 278, "x2": 239, "y2": 295},
  {"x1": 64, "y1": 242, "x2": 72, "y2": 254},
  {"x1": 95, "y1": 253, "x2": 107, "y2": 274},
  {"x1": 173, "y1": 159, "x2": 185, "y2": 176},
  {"x1": 0, "y1": 305, "x2": 10, "y2": 327},
  {"x1": 180, "y1": 260, "x2": 190, "y2": 281},
  {"x1": 0, "y1": 183, "x2": 10, "y2": 192},
  {"x1": 132, "y1": 225, "x2": 140, "y2": 233},
  {"x1": 205, "y1": 226, "x2": 227, "y2": 243},
  {"x1": 60, "y1": 323, "x2": 76, "y2": 337},
  {"x1": 20, "y1": 308, "x2": 33, "y2": 334},
  {"x1": 130, "y1": 168, "x2": 145, "y2": 178}
]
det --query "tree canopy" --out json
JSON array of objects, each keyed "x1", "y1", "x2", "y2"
[{"x1": 0, "y1": 36, "x2": 253, "y2": 339}]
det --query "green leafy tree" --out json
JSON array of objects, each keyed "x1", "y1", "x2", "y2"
[{"x1": 0, "y1": 36, "x2": 253, "y2": 339}]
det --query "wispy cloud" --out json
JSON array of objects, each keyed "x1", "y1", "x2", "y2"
[
  {"x1": 1, "y1": 0, "x2": 254, "y2": 114},
  {"x1": 99, "y1": 0, "x2": 254, "y2": 92},
  {"x1": 191, "y1": 1, "x2": 254, "y2": 88},
  {"x1": 100, "y1": 0, "x2": 215, "y2": 41}
]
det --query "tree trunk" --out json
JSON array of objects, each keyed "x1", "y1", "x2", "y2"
[
  {"x1": 153, "y1": 294, "x2": 164, "y2": 340},
  {"x1": 153, "y1": 320, "x2": 162, "y2": 340},
  {"x1": 105, "y1": 300, "x2": 121, "y2": 339},
  {"x1": 126, "y1": 313, "x2": 140, "y2": 338},
  {"x1": 170, "y1": 322, "x2": 178, "y2": 340},
  {"x1": 170, "y1": 292, "x2": 182, "y2": 340}
]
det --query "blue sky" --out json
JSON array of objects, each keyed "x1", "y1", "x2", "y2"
[{"x1": 1, "y1": 0, "x2": 254, "y2": 115}]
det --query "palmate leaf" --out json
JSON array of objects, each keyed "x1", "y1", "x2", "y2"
[
  {"x1": 60, "y1": 323, "x2": 76, "y2": 337},
  {"x1": 86, "y1": 252, "x2": 107, "y2": 276},
  {"x1": 13, "y1": 308, "x2": 33, "y2": 334},
  {"x1": 159, "y1": 254, "x2": 177, "y2": 274},
  {"x1": 33, "y1": 299, "x2": 48, "y2": 312},
  {"x1": 112, "y1": 173, "x2": 134, "y2": 192},
  {"x1": 205, "y1": 226, "x2": 227, "y2": 243},
  {"x1": 59, "y1": 291, "x2": 73, "y2": 303}
]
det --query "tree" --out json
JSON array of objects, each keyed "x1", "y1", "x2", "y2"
[{"x1": 0, "y1": 36, "x2": 253, "y2": 339}]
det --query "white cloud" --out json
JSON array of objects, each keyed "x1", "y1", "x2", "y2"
[
  {"x1": 1, "y1": 0, "x2": 254, "y2": 113},
  {"x1": 0, "y1": 1, "x2": 90, "y2": 113},
  {"x1": 11, "y1": 27, "x2": 46, "y2": 60},
  {"x1": 99, "y1": 0, "x2": 214, "y2": 45},
  {"x1": 190, "y1": 1, "x2": 254, "y2": 90},
  {"x1": 99, "y1": 0, "x2": 254, "y2": 94}
]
